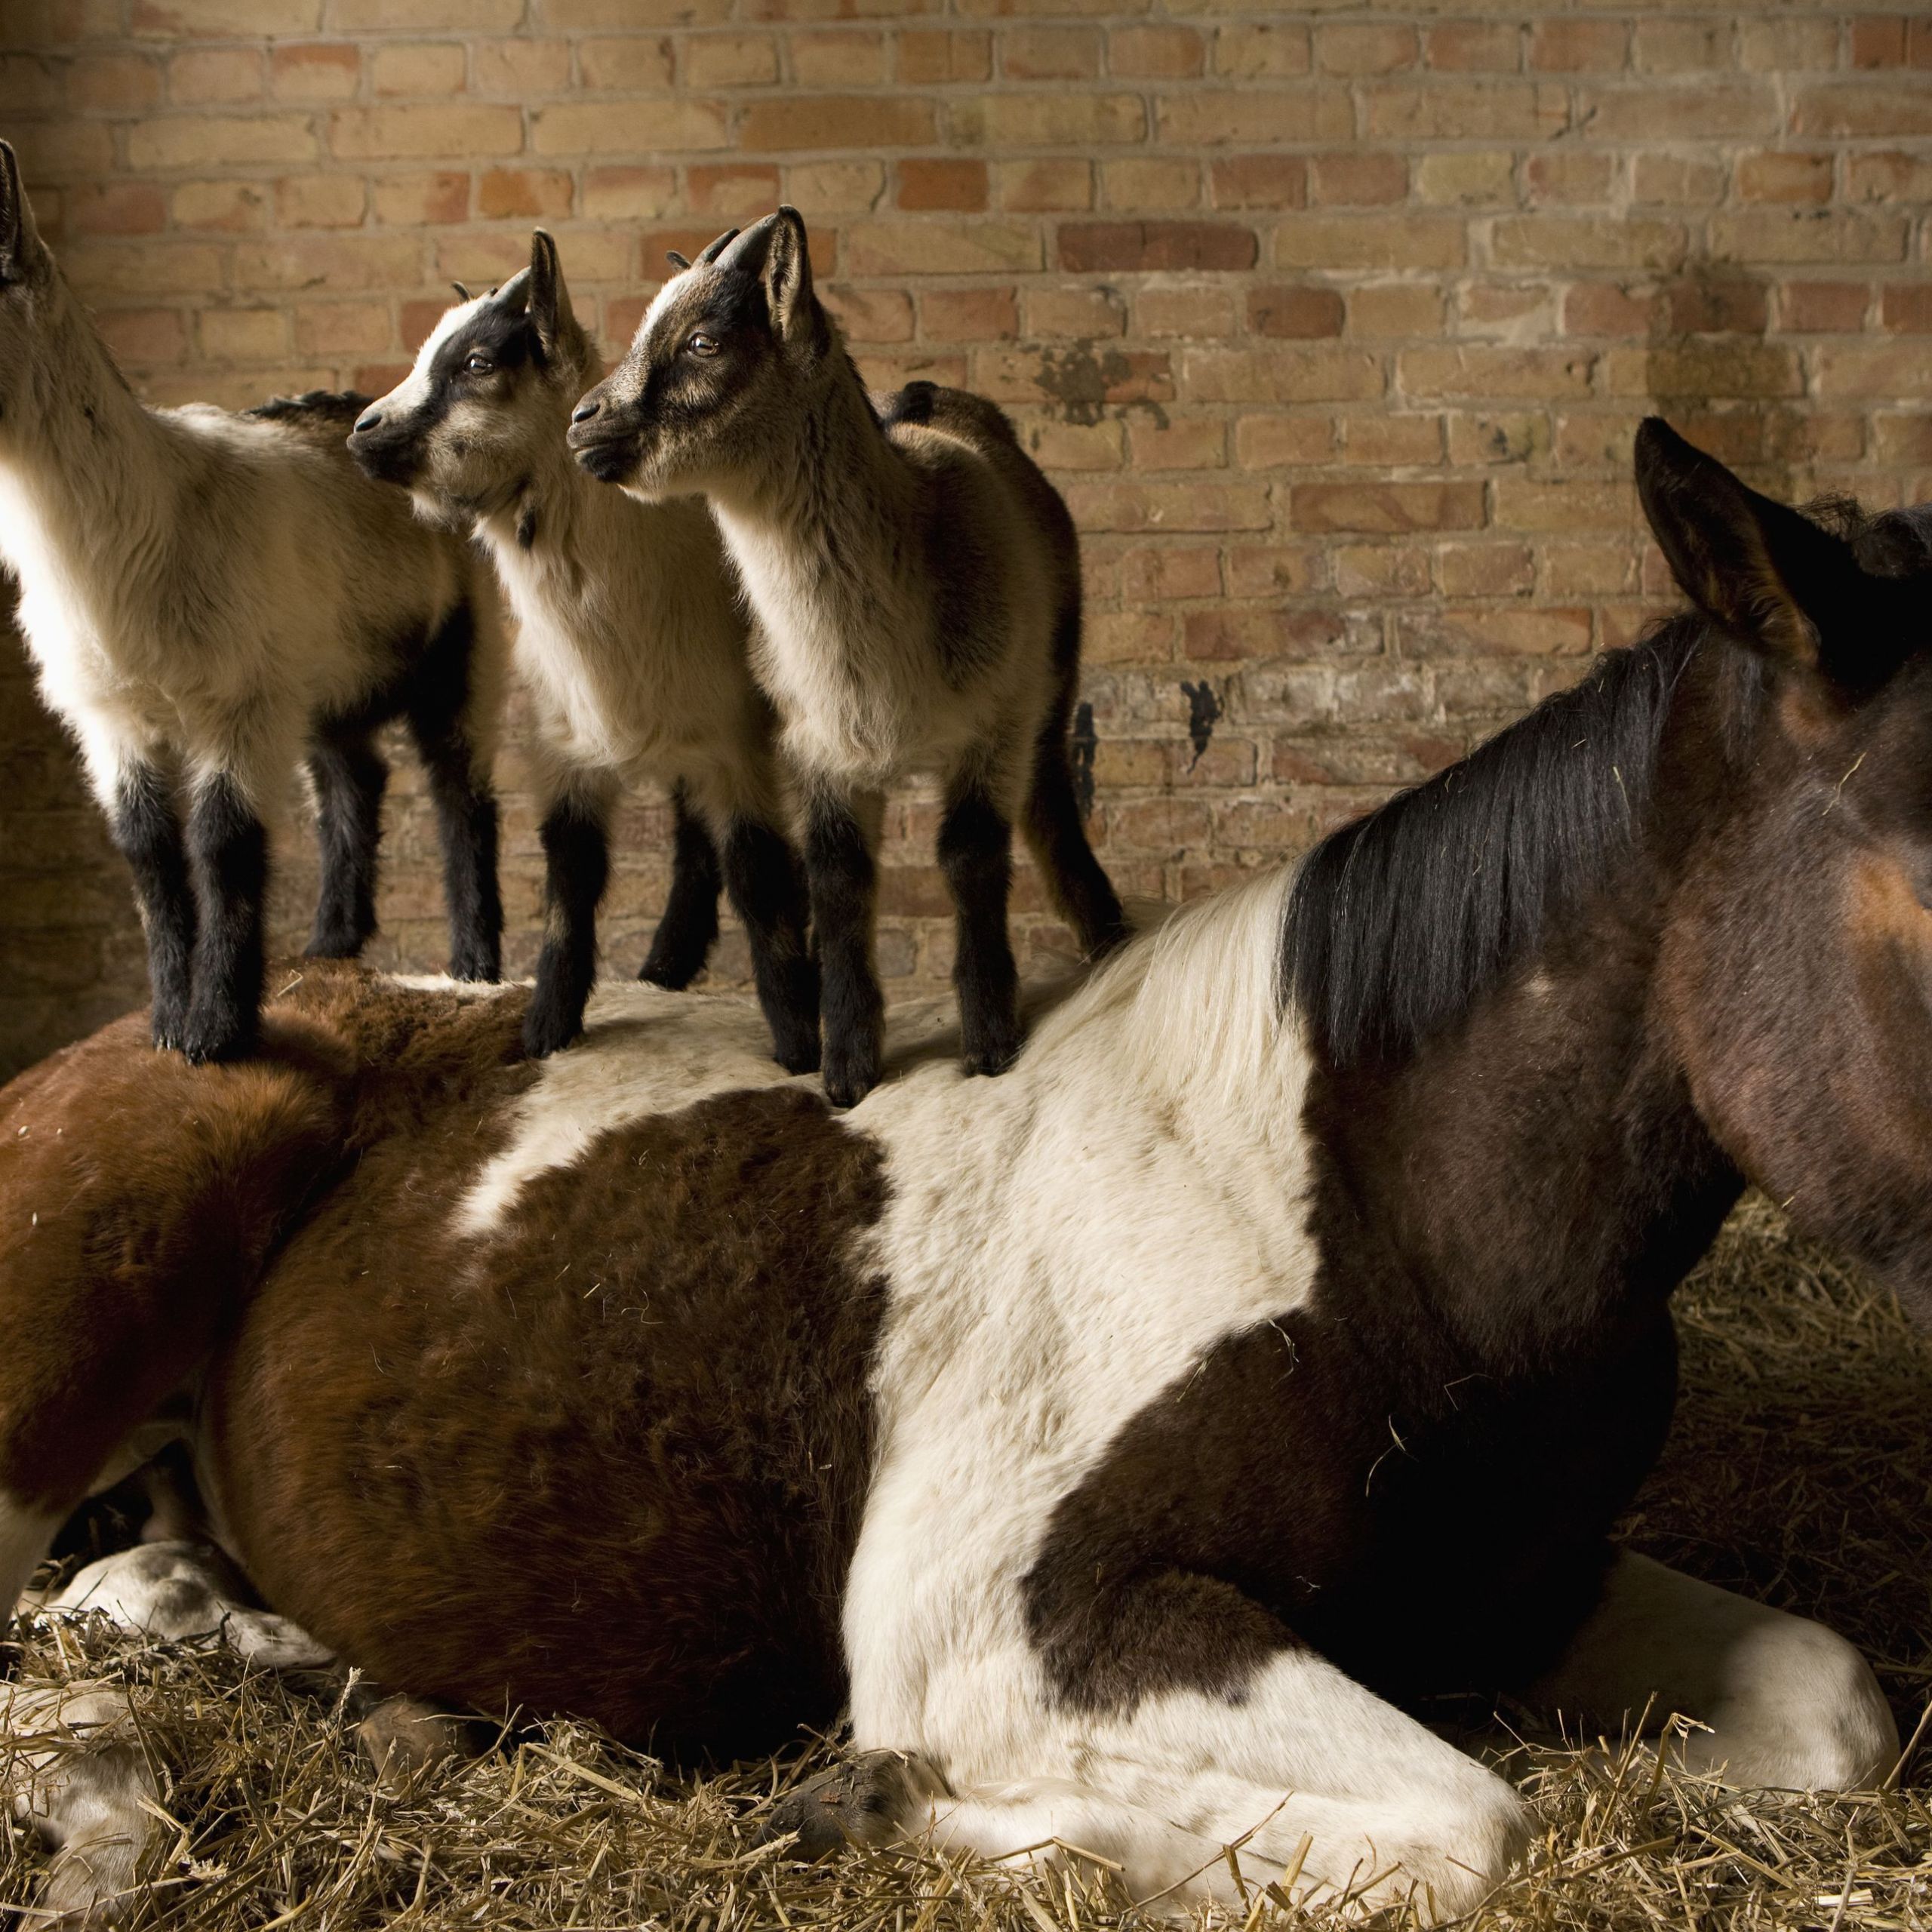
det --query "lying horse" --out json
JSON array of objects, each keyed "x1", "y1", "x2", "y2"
[{"x1": 2, "y1": 420, "x2": 1925, "y2": 1921}]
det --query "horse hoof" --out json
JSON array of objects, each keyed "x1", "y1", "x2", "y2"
[
  {"x1": 757, "y1": 1750, "x2": 943, "y2": 1859},
  {"x1": 356, "y1": 1696, "x2": 494, "y2": 1789}
]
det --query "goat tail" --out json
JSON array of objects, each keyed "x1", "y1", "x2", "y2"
[{"x1": 1021, "y1": 589, "x2": 1130, "y2": 963}]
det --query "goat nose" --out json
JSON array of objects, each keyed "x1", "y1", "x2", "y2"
[
  {"x1": 571, "y1": 398, "x2": 601, "y2": 423},
  {"x1": 352, "y1": 409, "x2": 380, "y2": 434}
]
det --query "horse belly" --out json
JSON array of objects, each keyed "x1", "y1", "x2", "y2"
[{"x1": 201, "y1": 1083, "x2": 891, "y2": 1758}]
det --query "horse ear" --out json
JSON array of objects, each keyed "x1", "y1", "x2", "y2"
[
  {"x1": 0, "y1": 140, "x2": 47, "y2": 282},
  {"x1": 1635, "y1": 417, "x2": 1860, "y2": 679},
  {"x1": 528, "y1": 229, "x2": 576, "y2": 358}
]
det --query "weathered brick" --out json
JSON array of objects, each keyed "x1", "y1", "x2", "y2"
[
  {"x1": 1234, "y1": 414, "x2": 1337, "y2": 469},
  {"x1": 846, "y1": 221, "x2": 1039, "y2": 275},
  {"x1": 131, "y1": 112, "x2": 315, "y2": 168},
  {"x1": 1156, "y1": 88, "x2": 1349, "y2": 146},
  {"x1": 534, "y1": 100, "x2": 722, "y2": 154},
  {"x1": 1289, "y1": 481, "x2": 1485, "y2": 535},
  {"x1": 1214, "y1": 24, "x2": 1310, "y2": 79},
  {"x1": 1275, "y1": 214, "x2": 1465, "y2": 272},
  {"x1": 1491, "y1": 217, "x2": 1686, "y2": 272},
  {"x1": 1364, "y1": 80, "x2": 1565, "y2": 141},
  {"x1": 337, "y1": 104, "x2": 523, "y2": 162},
  {"x1": 1182, "y1": 345, "x2": 1383, "y2": 404},
  {"x1": 477, "y1": 168, "x2": 572, "y2": 221},
  {"x1": 792, "y1": 31, "x2": 887, "y2": 86},
  {"x1": 582, "y1": 165, "x2": 677, "y2": 220},
  {"x1": 995, "y1": 160, "x2": 1093, "y2": 212},
  {"x1": 920, "y1": 287, "x2": 1016, "y2": 341},
  {"x1": 1000, "y1": 26, "x2": 1100, "y2": 80},
  {"x1": 1208, "y1": 156, "x2": 1305, "y2": 211},
  {"x1": 371, "y1": 171, "x2": 469, "y2": 226},
  {"x1": 1402, "y1": 345, "x2": 1593, "y2": 401},
  {"x1": 1737, "y1": 150, "x2": 1835, "y2": 205},
  {"x1": 268, "y1": 42, "x2": 357, "y2": 101},
  {"x1": 1309, "y1": 152, "x2": 1407, "y2": 208},
  {"x1": 1794, "y1": 82, "x2": 1932, "y2": 138},
  {"x1": 741, "y1": 94, "x2": 932, "y2": 150},
  {"x1": 679, "y1": 33, "x2": 777, "y2": 88},
  {"x1": 1707, "y1": 209, "x2": 1909, "y2": 265},
  {"x1": 1103, "y1": 158, "x2": 1199, "y2": 211},
  {"x1": 1136, "y1": 286, "x2": 1237, "y2": 338}
]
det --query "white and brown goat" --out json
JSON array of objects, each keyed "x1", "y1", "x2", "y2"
[
  {"x1": 347, "y1": 232, "x2": 817, "y2": 1067},
  {"x1": 569, "y1": 211, "x2": 1127, "y2": 1105},
  {"x1": 0, "y1": 140, "x2": 505, "y2": 1063}
]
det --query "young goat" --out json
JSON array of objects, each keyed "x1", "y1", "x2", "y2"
[
  {"x1": 348, "y1": 232, "x2": 817, "y2": 1068},
  {"x1": 0, "y1": 141, "x2": 504, "y2": 1063},
  {"x1": 569, "y1": 211, "x2": 1127, "y2": 1106}
]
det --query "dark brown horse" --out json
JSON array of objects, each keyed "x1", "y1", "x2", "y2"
[{"x1": 4, "y1": 421, "x2": 1928, "y2": 1922}]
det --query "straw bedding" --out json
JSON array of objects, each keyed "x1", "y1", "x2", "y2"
[{"x1": 4, "y1": 1194, "x2": 1930, "y2": 1929}]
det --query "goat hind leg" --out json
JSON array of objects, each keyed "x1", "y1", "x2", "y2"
[
  {"x1": 181, "y1": 771, "x2": 269, "y2": 1065},
  {"x1": 108, "y1": 761, "x2": 196, "y2": 1054},
  {"x1": 408, "y1": 703, "x2": 503, "y2": 985},
  {"x1": 938, "y1": 777, "x2": 1023, "y2": 1078},
  {"x1": 721, "y1": 813, "x2": 820, "y2": 1075},
  {"x1": 305, "y1": 731, "x2": 388, "y2": 960},
  {"x1": 639, "y1": 785, "x2": 721, "y2": 989}
]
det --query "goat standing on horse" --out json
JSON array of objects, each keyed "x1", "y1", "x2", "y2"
[
  {"x1": 347, "y1": 231, "x2": 818, "y2": 1072},
  {"x1": 567, "y1": 209, "x2": 1128, "y2": 1106},
  {"x1": 0, "y1": 140, "x2": 505, "y2": 1064}
]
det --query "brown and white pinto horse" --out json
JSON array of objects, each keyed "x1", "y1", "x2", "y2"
[{"x1": 2, "y1": 420, "x2": 1927, "y2": 1921}]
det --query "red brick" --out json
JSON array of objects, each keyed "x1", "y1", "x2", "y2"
[
  {"x1": 687, "y1": 164, "x2": 782, "y2": 218},
  {"x1": 897, "y1": 158, "x2": 987, "y2": 212},
  {"x1": 1881, "y1": 285, "x2": 1932, "y2": 332},
  {"x1": 1058, "y1": 221, "x2": 1257, "y2": 274},
  {"x1": 477, "y1": 168, "x2": 573, "y2": 220},
  {"x1": 1247, "y1": 285, "x2": 1344, "y2": 340},
  {"x1": 1425, "y1": 22, "x2": 1522, "y2": 72},
  {"x1": 1782, "y1": 281, "x2": 1869, "y2": 332},
  {"x1": 1664, "y1": 277, "x2": 1768, "y2": 334}
]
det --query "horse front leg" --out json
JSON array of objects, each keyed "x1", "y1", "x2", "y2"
[{"x1": 1522, "y1": 1548, "x2": 1897, "y2": 1790}]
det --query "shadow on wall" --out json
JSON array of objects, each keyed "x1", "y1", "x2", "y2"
[{"x1": 0, "y1": 610, "x2": 149, "y2": 1081}]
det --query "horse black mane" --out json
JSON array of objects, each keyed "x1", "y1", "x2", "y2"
[{"x1": 1283, "y1": 618, "x2": 1708, "y2": 1066}]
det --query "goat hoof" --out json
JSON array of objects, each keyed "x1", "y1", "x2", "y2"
[
  {"x1": 773, "y1": 1029, "x2": 822, "y2": 1077},
  {"x1": 757, "y1": 1750, "x2": 938, "y2": 1859},
  {"x1": 177, "y1": 1014, "x2": 257, "y2": 1066},
  {"x1": 821, "y1": 1060, "x2": 878, "y2": 1109},
  {"x1": 961, "y1": 1022, "x2": 1023, "y2": 1079},
  {"x1": 521, "y1": 1002, "x2": 583, "y2": 1060},
  {"x1": 303, "y1": 932, "x2": 364, "y2": 961},
  {"x1": 449, "y1": 949, "x2": 501, "y2": 984}
]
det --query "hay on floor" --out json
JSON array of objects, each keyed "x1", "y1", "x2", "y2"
[{"x1": 5, "y1": 1195, "x2": 1931, "y2": 1929}]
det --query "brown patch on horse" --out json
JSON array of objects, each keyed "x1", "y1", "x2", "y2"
[
  {"x1": 0, "y1": 964, "x2": 533, "y2": 1521},
  {"x1": 205, "y1": 1084, "x2": 889, "y2": 1761},
  {"x1": 0, "y1": 1009, "x2": 348, "y2": 1515}
]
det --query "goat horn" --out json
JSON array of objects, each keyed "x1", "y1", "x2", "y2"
[
  {"x1": 697, "y1": 228, "x2": 740, "y2": 266},
  {"x1": 451, "y1": 281, "x2": 472, "y2": 301}
]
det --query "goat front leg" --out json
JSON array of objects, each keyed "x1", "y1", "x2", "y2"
[
  {"x1": 107, "y1": 761, "x2": 195, "y2": 1054},
  {"x1": 938, "y1": 774, "x2": 1023, "y2": 1078},
  {"x1": 524, "y1": 780, "x2": 614, "y2": 1059},
  {"x1": 638, "y1": 783, "x2": 721, "y2": 989},
  {"x1": 181, "y1": 772, "x2": 269, "y2": 1065},
  {"x1": 721, "y1": 812, "x2": 820, "y2": 1075},
  {"x1": 804, "y1": 786, "x2": 884, "y2": 1108},
  {"x1": 304, "y1": 728, "x2": 388, "y2": 961}
]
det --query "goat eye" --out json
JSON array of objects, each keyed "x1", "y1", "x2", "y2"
[
  {"x1": 686, "y1": 333, "x2": 720, "y2": 358},
  {"x1": 464, "y1": 352, "x2": 494, "y2": 376}
]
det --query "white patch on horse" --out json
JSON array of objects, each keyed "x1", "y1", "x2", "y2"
[
  {"x1": 1527, "y1": 1550, "x2": 1897, "y2": 1792},
  {"x1": 827, "y1": 870, "x2": 1512, "y2": 1913}
]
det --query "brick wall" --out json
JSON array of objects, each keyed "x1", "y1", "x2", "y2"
[{"x1": 2, "y1": 2, "x2": 1929, "y2": 1075}]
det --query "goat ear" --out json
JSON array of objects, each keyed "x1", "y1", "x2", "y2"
[
  {"x1": 1635, "y1": 417, "x2": 1863, "y2": 681},
  {"x1": 0, "y1": 140, "x2": 46, "y2": 282},
  {"x1": 761, "y1": 205, "x2": 814, "y2": 340},
  {"x1": 665, "y1": 250, "x2": 691, "y2": 271},
  {"x1": 528, "y1": 229, "x2": 576, "y2": 358}
]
